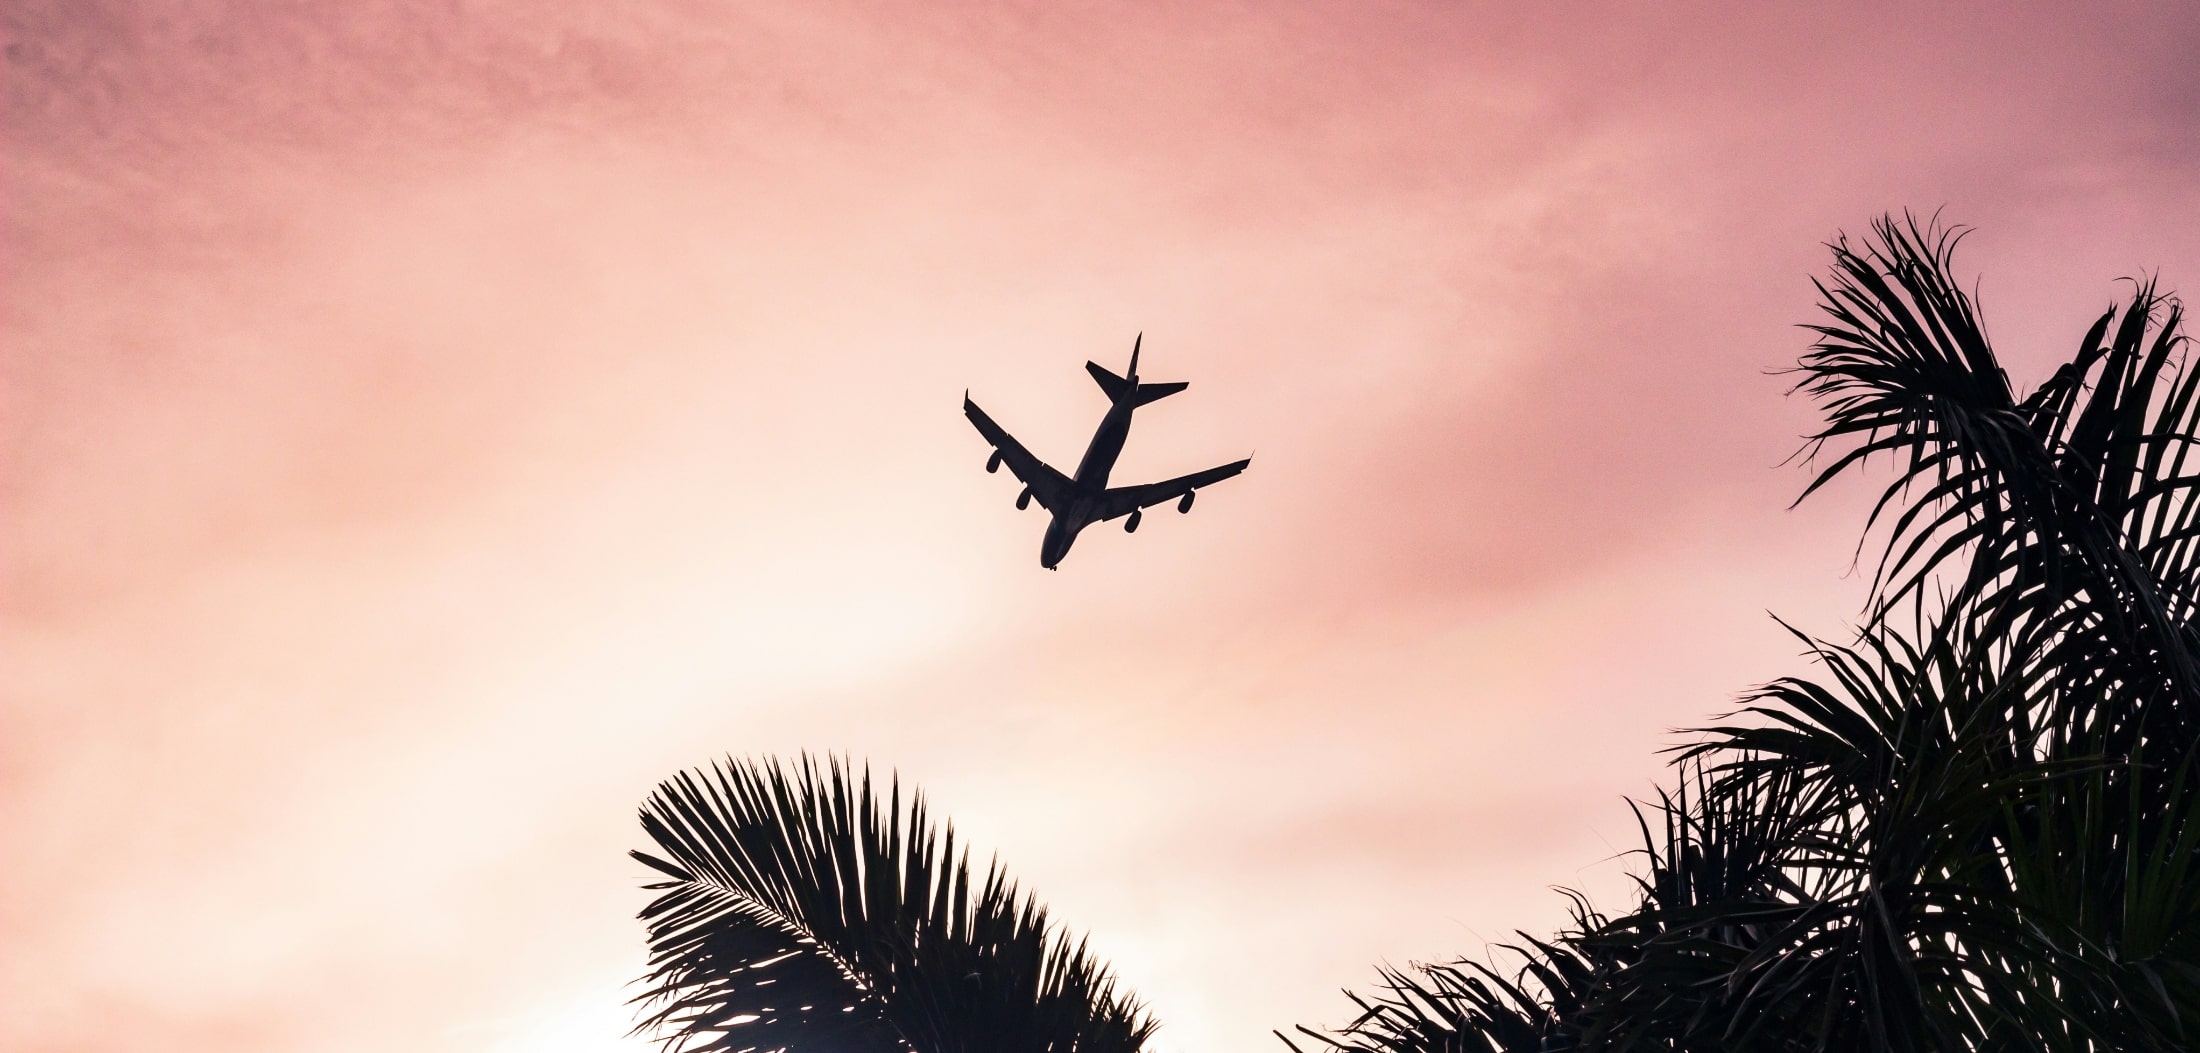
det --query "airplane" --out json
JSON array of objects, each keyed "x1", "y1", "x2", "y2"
[{"x1": 964, "y1": 334, "x2": 1251, "y2": 569}]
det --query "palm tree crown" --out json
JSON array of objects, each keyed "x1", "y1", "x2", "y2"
[
  {"x1": 1290, "y1": 214, "x2": 2200, "y2": 1052},
  {"x1": 631, "y1": 754, "x2": 1158, "y2": 1053}
]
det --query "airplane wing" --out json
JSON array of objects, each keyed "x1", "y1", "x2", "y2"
[
  {"x1": 964, "y1": 394, "x2": 1074, "y2": 511},
  {"x1": 1094, "y1": 457, "x2": 1251, "y2": 522}
]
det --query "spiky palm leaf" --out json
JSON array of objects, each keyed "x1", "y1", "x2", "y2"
[
  {"x1": 1577, "y1": 762, "x2": 1841, "y2": 1051},
  {"x1": 1291, "y1": 214, "x2": 2200, "y2": 1052},
  {"x1": 1792, "y1": 213, "x2": 2200, "y2": 756},
  {"x1": 1279, "y1": 893, "x2": 1616, "y2": 1053},
  {"x1": 1777, "y1": 213, "x2": 2200, "y2": 1049},
  {"x1": 631, "y1": 754, "x2": 1157, "y2": 1053},
  {"x1": 1667, "y1": 618, "x2": 2085, "y2": 1050}
]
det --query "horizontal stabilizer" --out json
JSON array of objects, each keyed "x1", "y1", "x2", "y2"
[
  {"x1": 1085, "y1": 360, "x2": 1131, "y2": 400},
  {"x1": 1132, "y1": 380, "x2": 1187, "y2": 406}
]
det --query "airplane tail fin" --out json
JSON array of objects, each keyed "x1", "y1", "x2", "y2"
[
  {"x1": 1086, "y1": 332, "x2": 1146, "y2": 400},
  {"x1": 1088, "y1": 333, "x2": 1184, "y2": 404},
  {"x1": 1086, "y1": 363, "x2": 1187, "y2": 405},
  {"x1": 1085, "y1": 360, "x2": 1132, "y2": 400}
]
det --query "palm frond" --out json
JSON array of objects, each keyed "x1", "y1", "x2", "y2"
[
  {"x1": 1280, "y1": 894, "x2": 1613, "y2": 1053},
  {"x1": 1789, "y1": 213, "x2": 2200, "y2": 749},
  {"x1": 631, "y1": 754, "x2": 1157, "y2": 1053},
  {"x1": 1670, "y1": 614, "x2": 2081, "y2": 1051},
  {"x1": 1294, "y1": 213, "x2": 2200, "y2": 1053}
]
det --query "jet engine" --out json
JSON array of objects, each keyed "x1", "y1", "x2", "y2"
[
  {"x1": 1178, "y1": 490, "x2": 1196, "y2": 513},
  {"x1": 1016, "y1": 488, "x2": 1033, "y2": 510},
  {"x1": 986, "y1": 450, "x2": 1004, "y2": 473},
  {"x1": 1125, "y1": 509, "x2": 1142, "y2": 533}
]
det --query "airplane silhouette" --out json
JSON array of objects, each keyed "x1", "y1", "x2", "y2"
[{"x1": 964, "y1": 335, "x2": 1252, "y2": 569}]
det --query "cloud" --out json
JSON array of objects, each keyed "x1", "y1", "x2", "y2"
[{"x1": 8, "y1": 3, "x2": 2200, "y2": 1051}]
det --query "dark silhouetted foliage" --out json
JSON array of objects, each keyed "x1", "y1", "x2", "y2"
[
  {"x1": 630, "y1": 754, "x2": 1157, "y2": 1053},
  {"x1": 1289, "y1": 214, "x2": 2200, "y2": 1052}
]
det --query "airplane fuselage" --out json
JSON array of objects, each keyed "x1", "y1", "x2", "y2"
[
  {"x1": 1040, "y1": 396, "x2": 1138, "y2": 568},
  {"x1": 1072, "y1": 397, "x2": 1137, "y2": 490}
]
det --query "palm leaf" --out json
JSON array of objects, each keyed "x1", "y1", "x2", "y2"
[
  {"x1": 631, "y1": 754, "x2": 1158, "y2": 1053},
  {"x1": 1293, "y1": 213, "x2": 2200, "y2": 1052},
  {"x1": 1789, "y1": 213, "x2": 2200, "y2": 751},
  {"x1": 1279, "y1": 893, "x2": 1615, "y2": 1053}
]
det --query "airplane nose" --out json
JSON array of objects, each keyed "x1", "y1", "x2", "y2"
[{"x1": 1039, "y1": 517, "x2": 1078, "y2": 570}]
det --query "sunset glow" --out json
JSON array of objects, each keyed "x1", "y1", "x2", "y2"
[{"x1": 9, "y1": 3, "x2": 2200, "y2": 1050}]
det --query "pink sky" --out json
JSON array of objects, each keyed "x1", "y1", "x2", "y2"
[{"x1": 7, "y1": 3, "x2": 2200, "y2": 1050}]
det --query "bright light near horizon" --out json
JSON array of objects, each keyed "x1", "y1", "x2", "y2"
[
  {"x1": 464, "y1": 981, "x2": 657, "y2": 1053},
  {"x1": 14, "y1": 3, "x2": 2200, "y2": 1052}
]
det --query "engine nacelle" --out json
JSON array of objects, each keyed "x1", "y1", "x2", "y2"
[
  {"x1": 986, "y1": 450, "x2": 1004, "y2": 473},
  {"x1": 1178, "y1": 490, "x2": 1196, "y2": 513},
  {"x1": 1125, "y1": 509, "x2": 1142, "y2": 533},
  {"x1": 1016, "y1": 487, "x2": 1033, "y2": 510}
]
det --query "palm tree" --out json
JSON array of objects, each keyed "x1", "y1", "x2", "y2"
[
  {"x1": 630, "y1": 753, "x2": 1158, "y2": 1053},
  {"x1": 1289, "y1": 214, "x2": 2200, "y2": 1051}
]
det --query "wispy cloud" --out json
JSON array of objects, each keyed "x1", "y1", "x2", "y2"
[{"x1": 8, "y1": 3, "x2": 2200, "y2": 1051}]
